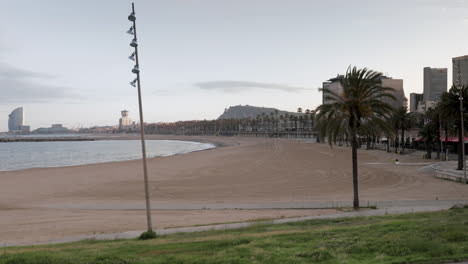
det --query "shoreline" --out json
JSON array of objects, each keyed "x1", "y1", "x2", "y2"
[{"x1": 0, "y1": 136, "x2": 220, "y2": 173}]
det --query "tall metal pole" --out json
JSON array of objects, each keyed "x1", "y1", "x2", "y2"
[
  {"x1": 130, "y1": 2, "x2": 153, "y2": 231},
  {"x1": 439, "y1": 113, "x2": 443, "y2": 160},
  {"x1": 457, "y1": 61, "x2": 467, "y2": 184}
]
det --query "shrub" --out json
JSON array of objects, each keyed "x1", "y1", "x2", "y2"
[
  {"x1": 442, "y1": 230, "x2": 468, "y2": 242},
  {"x1": 139, "y1": 230, "x2": 157, "y2": 240}
]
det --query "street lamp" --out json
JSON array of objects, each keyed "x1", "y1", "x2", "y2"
[
  {"x1": 126, "y1": 2, "x2": 154, "y2": 234},
  {"x1": 455, "y1": 61, "x2": 467, "y2": 184}
]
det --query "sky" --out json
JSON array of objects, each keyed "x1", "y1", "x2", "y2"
[{"x1": 1, "y1": 0, "x2": 468, "y2": 131}]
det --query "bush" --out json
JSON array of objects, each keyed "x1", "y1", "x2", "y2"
[
  {"x1": 442, "y1": 230, "x2": 468, "y2": 242},
  {"x1": 139, "y1": 230, "x2": 157, "y2": 240}
]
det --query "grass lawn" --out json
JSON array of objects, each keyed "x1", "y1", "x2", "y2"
[{"x1": 2, "y1": 208, "x2": 468, "y2": 264}]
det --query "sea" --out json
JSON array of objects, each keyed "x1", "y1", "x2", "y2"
[{"x1": 0, "y1": 135, "x2": 215, "y2": 171}]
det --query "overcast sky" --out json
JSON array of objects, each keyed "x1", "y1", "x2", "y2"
[{"x1": 1, "y1": 0, "x2": 468, "y2": 131}]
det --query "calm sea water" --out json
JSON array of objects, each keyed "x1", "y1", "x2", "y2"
[{"x1": 0, "y1": 140, "x2": 215, "y2": 171}]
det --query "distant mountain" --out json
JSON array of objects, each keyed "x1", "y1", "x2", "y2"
[{"x1": 218, "y1": 105, "x2": 298, "y2": 120}]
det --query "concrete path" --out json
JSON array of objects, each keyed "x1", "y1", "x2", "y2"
[
  {"x1": 4, "y1": 200, "x2": 467, "y2": 248},
  {"x1": 41, "y1": 199, "x2": 468, "y2": 210}
]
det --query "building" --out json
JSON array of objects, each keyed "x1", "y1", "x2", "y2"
[
  {"x1": 119, "y1": 110, "x2": 134, "y2": 131},
  {"x1": 423, "y1": 67, "x2": 447, "y2": 102},
  {"x1": 8, "y1": 107, "x2": 24, "y2": 132},
  {"x1": 453, "y1": 55, "x2": 468, "y2": 87},
  {"x1": 381, "y1": 77, "x2": 407, "y2": 110},
  {"x1": 321, "y1": 74, "x2": 407, "y2": 110},
  {"x1": 409, "y1": 93, "x2": 423, "y2": 112},
  {"x1": 20, "y1": 126, "x2": 30, "y2": 133},
  {"x1": 34, "y1": 124, "x2": 71, "y2": 134},
  {"x1": 321, "y1": 75, "x2": 344, "y2": 105}
]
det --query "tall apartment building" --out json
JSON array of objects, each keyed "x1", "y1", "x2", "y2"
[
  {"x1": 453, "y1": 55, "x2": 468, "y2": 87},
  {"x1": 423, "y1": 67, "x2": 447, "y2": 102}
]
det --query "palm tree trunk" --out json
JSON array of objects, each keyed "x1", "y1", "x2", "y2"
[
  {"x1": 436, "y1": 126, "x2": 441, "y2": 160},
  {"x1": 427, "y1": 142, "x2": 432, "y2": 159},
  {"x1": 445, "y1": 126, "x2": 448, "y2": 160},
  {"x1": 458, "y1": 126, "x2": 463, "y2": 170},
  {"x1": 401, "y1": 125, "x2": 405, "y2": 154},
  {"x1": 351, "y1": 129, "x2": 359, "y2": 209},
  {"x1": 395, "y1": 128, "x2": 399, "y2": 154}
]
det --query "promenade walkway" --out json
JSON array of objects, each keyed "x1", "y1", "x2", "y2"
[{"x1": 419, "y1": 161, "x2": 468, "y2": 183}]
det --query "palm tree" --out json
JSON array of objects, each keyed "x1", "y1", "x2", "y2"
[
  {"x1": 439, "y1": 85, "x2": 468, "y2": 170},
  {"x1": 425, "y1": 106, "x2": 443, "y2": 159},
  {"x1": 392, "y1": 107, "x2": 412, "y2": 154},
  {"x1": 316, "y1": 66, "x2": 395, "y2": 209},
  {"x1": 419, "y1": 122, "x2": 437, "y2": 159}
]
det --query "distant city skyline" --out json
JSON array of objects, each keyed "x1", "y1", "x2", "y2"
[{"x1": 1, "y1": 0, "x2": 468, "y2": 131}]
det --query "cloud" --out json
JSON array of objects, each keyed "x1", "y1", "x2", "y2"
[
  {"x1": 0, "y1": 62, "x2": 78, "y2": 103},
  {"x1": 194, "y1": 81, "x2": 309, "y2": 93}
]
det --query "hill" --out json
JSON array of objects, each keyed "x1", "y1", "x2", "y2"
[{"x1": 218, "y1": 105, "x2": 297, "y2": 120}]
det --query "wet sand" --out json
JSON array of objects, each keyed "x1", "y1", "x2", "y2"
[{"x1": 1, "y1": 135, "x2": 468, "y2": 244}]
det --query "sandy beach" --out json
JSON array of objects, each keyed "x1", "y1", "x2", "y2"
[{"x1": 2, "y1": 135, "x2": 468, "y2": 245}]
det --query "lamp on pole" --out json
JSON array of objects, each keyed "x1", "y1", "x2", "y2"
[
  {"x1": 455, "y1": 61, "x2": 467, "y2": 184},
  {"x1": 127, "y1": 2, "x2": 154, "y2": 232}
]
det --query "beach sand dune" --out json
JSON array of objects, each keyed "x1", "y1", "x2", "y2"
[{"x1": 1, "y1": 135, "x2": 467, "y2": 244}]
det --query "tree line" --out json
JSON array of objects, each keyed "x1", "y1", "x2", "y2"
[{"x1": 145, "y1": 108, "x2": 316, "y2": 137}]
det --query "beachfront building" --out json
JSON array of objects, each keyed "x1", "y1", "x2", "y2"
[
  {"x1": 380, "y1": 77, "x2": 407, "y2": 110},
  {"x1": 321, "y1": 75, "x2": 344, "y2": 105},
  {"x1": 423, "y1": 67, "x2": 447, "y2": 102},
  {"x1": 8, "y1": 107, "x2": 24, "y2": 132},
  {"x1": 453, "y1": 55, "x2": 468, "y2": 86},
  {"x1": 408, "y1": 67, "x2": 447, "y2": 114}
]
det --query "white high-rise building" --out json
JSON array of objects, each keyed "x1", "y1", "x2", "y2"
[{"x1": 8, "y1": 107, "x2": 24, "y2": 132}]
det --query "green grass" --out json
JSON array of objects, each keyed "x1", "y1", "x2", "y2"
[{"x1": 2, "y1": 209, "x2": 468, "y2": 264}]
